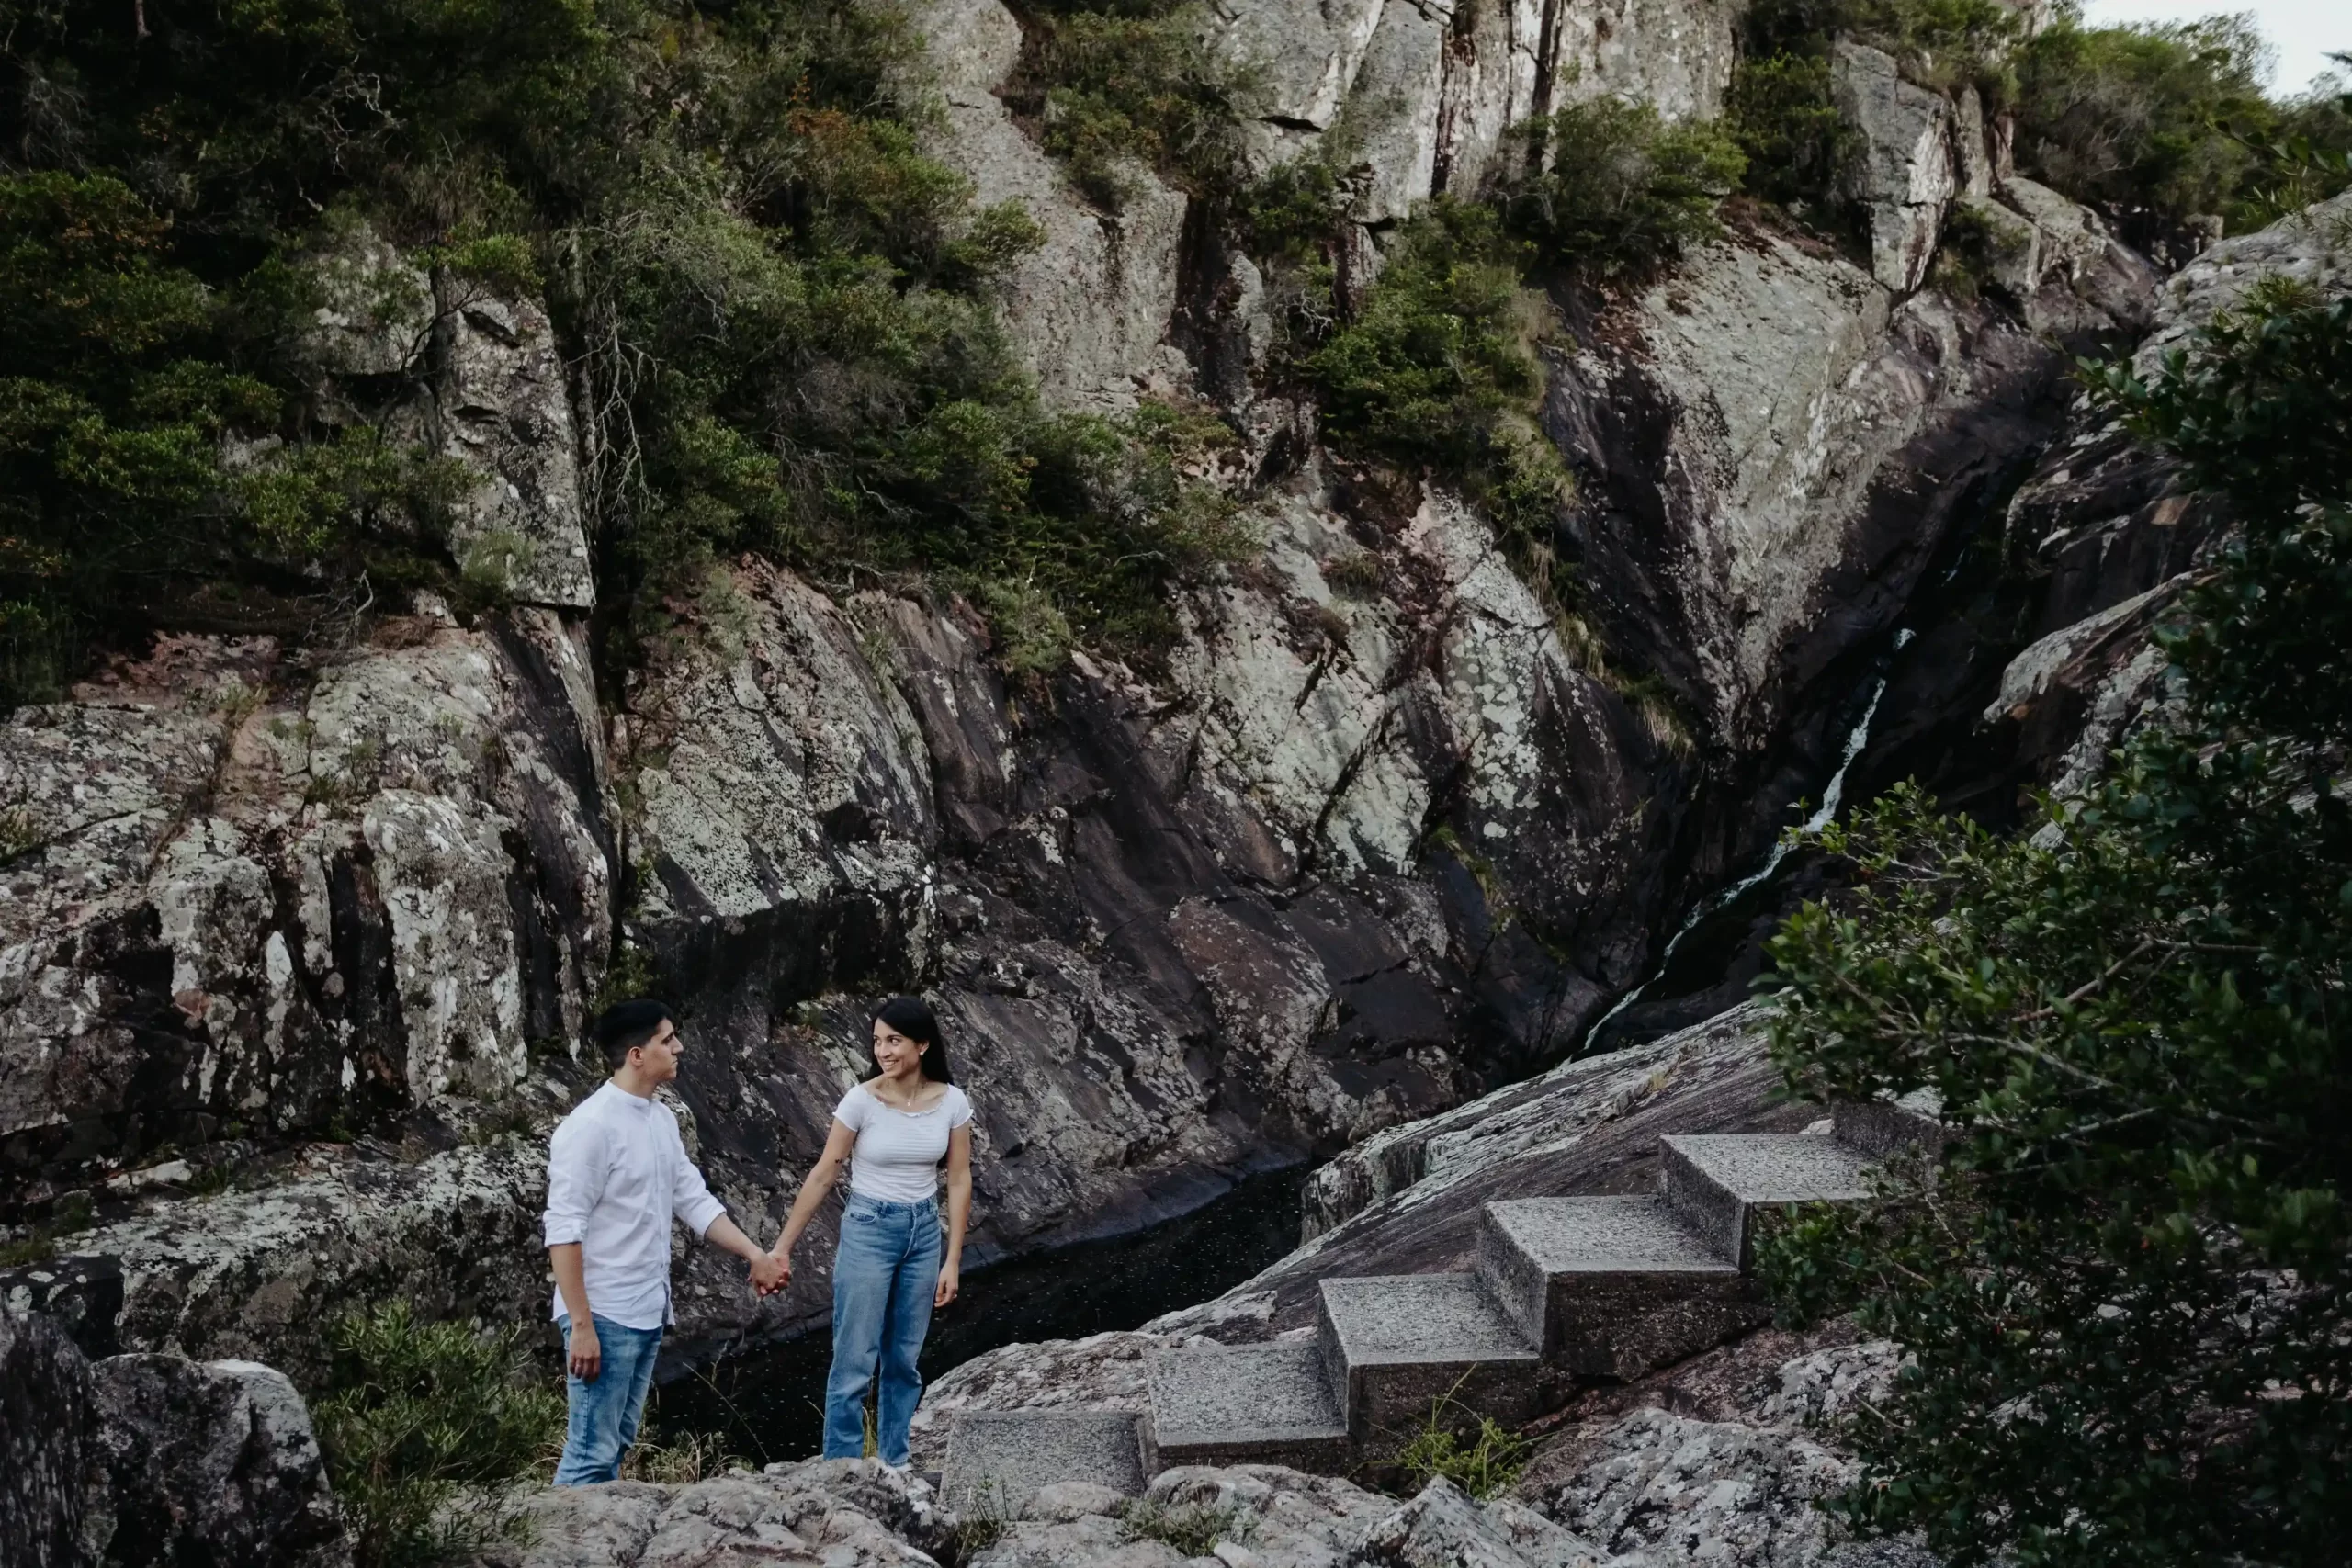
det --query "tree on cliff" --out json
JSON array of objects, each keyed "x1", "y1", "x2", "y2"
[{"x1": 1759, "y1": 286, "x2": 2352, "y2": 1565}]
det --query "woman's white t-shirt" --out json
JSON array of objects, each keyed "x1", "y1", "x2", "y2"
[{"x1": 834, "y1": 1081, "x2": 973, "y2": 1203}]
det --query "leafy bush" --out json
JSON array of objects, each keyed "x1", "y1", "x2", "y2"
[
  {"x1": 1305, "y1": 200, "x2": 1570, "y2": 596},
  {"x1": 313, "y1": 1303, "x2": 564, "y2": 1568},
  {"x1": 1495, "y1": 96, "x2": 1747, "y2": 282},
  {"x1": 1757, "y1": 293, "x2": 2352, "y2": 1564},
  {"x1": 2014, "y1": 15, "x2": 2352, "y2": 233},
  {"x1": 0, "y1": 0, "x2": 1249, "y2": 700},
  {"x1": 1007, "y1": 0, "x2": 1252, "y2": 208},
  {"x1": 1725, "y1": 51, "x2": 1857, "y2": 215}
]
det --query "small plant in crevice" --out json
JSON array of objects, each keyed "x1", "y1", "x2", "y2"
[
  {"x1": 1391, "y1": 1378, "x2": 1535, "y2": 1499},
  {"x1": 1115, "y1": 1496, "x2": 1254, "y2": 1555},
  {"x1": 1304, "y1": 199, "x2": 1572, "y2": 600}
]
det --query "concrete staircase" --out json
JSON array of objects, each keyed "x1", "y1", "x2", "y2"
[{"x1": 942, "y1": 1100, "x2": 1939, "y2": 1512}]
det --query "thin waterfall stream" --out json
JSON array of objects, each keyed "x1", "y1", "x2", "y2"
[{"x1": 1578, "y1": 628, "x2": 1916, "y2": 1055}]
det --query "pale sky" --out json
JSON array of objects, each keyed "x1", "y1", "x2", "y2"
[{"x1": 2078, "y1": 0, "x2": 2348, "y2": 97}]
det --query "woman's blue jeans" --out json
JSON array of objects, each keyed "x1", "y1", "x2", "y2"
[
  {"x1": 552, "y1": 1314, "x2": 663, "y2": 1485},
  {"x1": 823, "y1": 1192, "x2": 941, "y2": 1465}
]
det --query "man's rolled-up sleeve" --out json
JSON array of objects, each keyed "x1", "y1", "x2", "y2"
[
  {"x1": 544, "y1": 1117, "x2": 605, "y2": 1247},
  {"x1": 669, "y1": 1124, "x2": 726, "y2": 1237}
]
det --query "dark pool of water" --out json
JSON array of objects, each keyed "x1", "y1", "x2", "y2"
[{"x1": 651, "y1": 1164, "x2": 1309, "y2": 1464}]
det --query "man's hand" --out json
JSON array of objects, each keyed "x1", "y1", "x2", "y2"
[
  {"x1": 568, "y1": 1320, "x2": 602, "y2": 1382},
  {"x1": 749, "y1": 1252, "x2": 787, "y2": 1296},
  {"x1": 935, "y1": 1261, "x2": 960, "y2": 1309}
]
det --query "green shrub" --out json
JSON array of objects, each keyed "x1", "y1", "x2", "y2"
[
  {"x1": 1009, "y1": 0, "x2": 1253, "y2": 208},
  {"x1": 1306, "y1": 200, "x2": 1568, "y2": 584},
  {"x1": 2013, "y1": 15, "x2": 2352, "y2": 231},
  {"x1": 313, "y1": 1303, "x2": 564, "y2": 1568},
  {"x1": 1726, "y1": 51, "x2": 1856, "y2": 215},
  {"x1": 1758, "y1": 294, "x2": 2352, "y2": 1565},
  {"x1": 1496, "y1": 96, "x2": 1746, "y2": 282}
]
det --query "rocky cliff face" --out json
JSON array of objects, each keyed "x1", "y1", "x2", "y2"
[{"x1": 2, "y1": 0, "x2": 2180, "y2": 1375}]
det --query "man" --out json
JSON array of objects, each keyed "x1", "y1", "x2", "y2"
[{"x1": 545, "y1": 999, "x2": 785, "y2": 1485}]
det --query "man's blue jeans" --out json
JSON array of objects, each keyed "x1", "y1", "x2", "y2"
[
  {"x1": 553, "y1": 1314, "x2": 664, "y2": 1485},
  {"x1": 823, "y1": 1192, "x2": 941, "y2": 1465}
]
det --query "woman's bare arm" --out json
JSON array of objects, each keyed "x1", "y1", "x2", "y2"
[
  {"x1": 770, "y1": 1119, "x2": 858, "y2": 1286},
  {"x1": 936, "y1": 1122, "x2": 973, "y2": 1307}
]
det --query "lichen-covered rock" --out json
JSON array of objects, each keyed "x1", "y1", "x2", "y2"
[
  {"x1": 88, "y1": 1353, "x2": 350, "y2": 1568},
  {"x1": 910, "y1": 0, "x2": 1188, "y2": 409},
  {"x1": 1549, "y1": 215, "x2": 2062, "y2": 807},
  {"x1": 0, "y1": 1311, "x2": 98, "y2": 1568},
  {"x1": 1994, "y1": 175, "x2": 2158, "y2": 338},
  {"x1": 478, "y1": 1459, "x2": 954, "y2": 1568},
  {"x1": 433, "y1": 287, "x2": 597, "y2": 610},
  {"x1": 58, "y1": 1140, "x2": 548, "y2": 1382},
  {"x1": 0, "y1": 612, "x2": 610, "y2": 1205},
  {"x1": 1832, "y1": 41, "x2": 1954, "y2": 294}
]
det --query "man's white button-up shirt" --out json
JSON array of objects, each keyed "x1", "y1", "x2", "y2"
[{"x1": 543, "y1": 1081, "x2": 728, "y2": 1330}]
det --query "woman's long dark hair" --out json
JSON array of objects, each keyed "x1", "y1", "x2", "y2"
[{"x1": 872, "y1": 995, "x2": 953, "y2": 1085}]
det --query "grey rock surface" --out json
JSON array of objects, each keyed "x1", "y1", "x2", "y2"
[
  {"x1": 910, "y1": 0, "x2": 1188, "y2": 409},
  {"x1": 0, "y1": 1311, "x2": 98, "y2": 1568},
  {"x1": 88, "y1": 1353, "x2": 350, "y2": 1568},
  {"x1": 478, "y1": 1459, "x2": 955, "y2": 1568},
  {"x1": 1833, "y1": 41, "x2": 1954, "y2": 294},
  {"x1": 1969, "y1": 190, "x2": 2352, "y2": 801}
]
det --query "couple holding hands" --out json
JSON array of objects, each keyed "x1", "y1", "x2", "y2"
[{"x1": 543, "y1": 995, "x2": 973, "y2": 1485}]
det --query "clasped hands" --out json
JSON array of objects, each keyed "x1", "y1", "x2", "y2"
[{"x1": 748, "y1": 1250, "x2": 788, "y2": 1297}]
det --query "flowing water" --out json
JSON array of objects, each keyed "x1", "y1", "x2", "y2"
[{"x1": 1579, "y1": 629, "x2": 1916, "y2": 1055}]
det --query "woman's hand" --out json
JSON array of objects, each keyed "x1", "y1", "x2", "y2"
[
  {"x1": 767, "y1": 1247, "x2": 793, "y2": 1292},
  {"x1": 934, "y1": 1260, "x2": 960, "y2": 1308}
]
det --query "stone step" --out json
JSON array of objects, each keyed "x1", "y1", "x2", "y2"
[
  {"x1": 1832, "y1": 1092, "x2": 1947, "y2": 1156},
  {"x1": 1474, "y1": 1195, "x2": 1763, "y2": 1380},
  {"x1": 941, "y1": 1408, "x2": 1150, "y2": 1519},
  {"x1": 1316, "y1": 1272, "x2": 1541, "y2": 1449},
  {"x1": 1661, "y1": 1134, "x2": 1876, "y2": 1269},
  {"x1": 1147, "y1": 1341, "x2": 1349, "y2": 1471}
]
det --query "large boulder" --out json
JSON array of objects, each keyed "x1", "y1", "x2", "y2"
[
  {"x1": 1832, "y1": 41, "x2": 1955, "y2": 295},
  {"x1": 89, "y1": 1354, "x2": 350, "y2": 1568},
  {"x1": 908, "y1": 0, "x2": 1189, "y2": 410},
  {"x1": 0, "y1": 1311, "x2": 98, "y2": 1568},
  {"x1": 480, "y1": 1459, "x2": 955, "y2": 1568},
  {"x1": 1, "y1": 608, "x2": 609, "y2": 1205}
]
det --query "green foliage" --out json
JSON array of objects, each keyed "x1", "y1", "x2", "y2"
[
  {"x1": 1009, "y1": 0, "x2": 1252, "y2": 208},
  {"x1": 1725, "y1": 51, "x2": 1857, "y2": 214},
  {"x1": 1758, "y1": 294, "x2": 2352, "y2": 1564},
  {"x1": 1727, "y1": 0, "x2": 2018, "y2": 224},
  {"x1": 1395, "y1": 1393, "x2": 1535, "y2": 1500},
  {"x1": 0, "y1": 0, "x2": 1248, "y2": 699},
  {"x1": 1306, "y1": 200, "x2": 1571, "y2": 599},
  {"x1": 1496, "y1": 97, "x2": 1746, "y2": 282},
  {"x1": 2013, "y1": 15, "x2": 2352, "y2": 232},
  {"x1": 313, "y1": 1302, "x2": 565, "y2": 1568},
  {"x1": 1115, "y1": 1497, "x2": 1252, "y2": 1554}
]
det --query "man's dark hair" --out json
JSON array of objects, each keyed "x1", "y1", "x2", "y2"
[
  {"x1": 872, "y1": 995, "x2": 952, "y2": 1084},
  {"x1": 594, "y1": 999, "x2": 674, "y2": 1071}
]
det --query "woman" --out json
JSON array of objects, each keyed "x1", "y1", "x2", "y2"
[{"x1": 770, "y1": 995, "x2": 973, "y2": 1467}]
